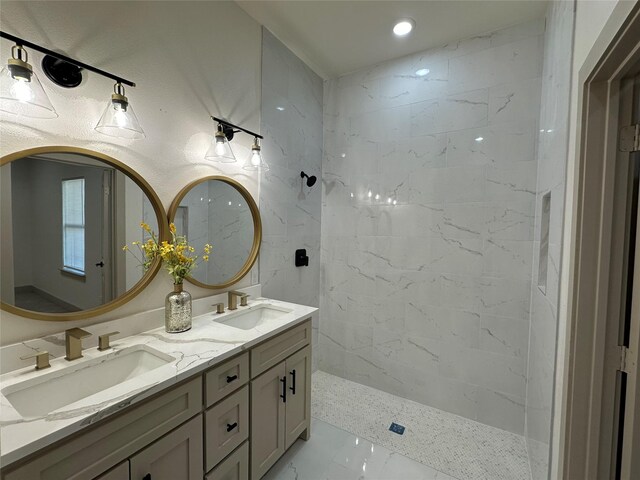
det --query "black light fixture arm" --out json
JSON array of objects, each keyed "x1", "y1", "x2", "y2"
[
  {"x1": 0, "y1": 31, "x2": 136, "y2": 87},
  {"x1": 212, "y1": 116, "x2": 263, "y2": 140}
]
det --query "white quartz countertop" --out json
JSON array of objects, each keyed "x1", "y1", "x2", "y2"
[{"x1": 0, "y1": 297, "x2": 317, "y2": 467}]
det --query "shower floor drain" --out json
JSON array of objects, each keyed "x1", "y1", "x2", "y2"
[{"x1": 389, "y1": 422, "x2": 405, "y2": 435}]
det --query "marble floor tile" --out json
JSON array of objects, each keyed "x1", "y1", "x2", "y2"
[
  {"x1": 309, "y1": 371, "x2": 531, "y2": 480},
  {"x1": 264, "y1": 418, "x2": 456, "y2": 480},
  {"x1": 262, "y1": 418, "x2": 351, "y2": 480}
]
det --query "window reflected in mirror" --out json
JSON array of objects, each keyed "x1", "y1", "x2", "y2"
[{"x1": 61, "y1": 177, "x2": 86, "y2": 276}]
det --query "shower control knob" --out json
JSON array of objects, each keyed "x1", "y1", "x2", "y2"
[{"x1": 295, "y1": 249, "x2": 309, "y2": 267}]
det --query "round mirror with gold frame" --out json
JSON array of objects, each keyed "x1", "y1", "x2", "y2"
[
  {"x1": 0, "y1": 146, "x2": 168, "y2": 321},
  {"x1": 168, "y1": 176, "x2": 261, "y2": 289}
]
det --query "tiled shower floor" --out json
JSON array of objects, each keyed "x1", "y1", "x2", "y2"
[{"x1": 266, "y1": 371, "x2": 531, "y2": 480}]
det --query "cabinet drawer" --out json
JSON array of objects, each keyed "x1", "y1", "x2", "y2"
[
  {"x1": 205, "y1": 385, "x2": 249, "y2": 472},
  {"x1": 251, "y1": 320, "x2": 311, "y2": 378},
  {"x1": 205, "y1": 352, "x2": 249, "y2": 407},
  {"x1": 205, "y1": 442, "x2": 248, "y2": 480},
  {"x1": 130, "y1": 415, "x2": 203, "y2": 480},
  {"x1": 4, "y1": 378, "x2": 202, "y2": 480}
]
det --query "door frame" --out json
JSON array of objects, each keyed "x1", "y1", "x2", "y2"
[
  {"x1": 102, "y1": 168, "x2": 115, "y2": 303},
  {"x1": 560, "y1": 2, "x2": 640, "y2": 479}
]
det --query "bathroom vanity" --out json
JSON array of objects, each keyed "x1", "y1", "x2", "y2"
[
  {"x1": 0, "y1": 146, "x2": 312, "y2": 479},
  {"x1": 0, "y1": 298, "x2": 316, "y2": 480}
]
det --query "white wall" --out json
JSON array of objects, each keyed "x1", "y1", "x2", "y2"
[
  {"x1": 0, "y1": 1, "x2": 262, "y2": 345},
  {"x1": 205, "y1": 180, "x2": 254, "y2": 285},
  {"x1": 0, "y1": 164, "x2": 15, "y2": 304},
  {"x1": 123, "y1": 174, "x2": 151, "y2": 293},
  {"x1": 525, "y1": 2, "x2": 575, "y2": 479},
  {"x1": 7, "y1": 160, "x2": 33, "y2": 289},
  {"x1": 259, "y1": 29, "x2": 324, "y2": 370}
]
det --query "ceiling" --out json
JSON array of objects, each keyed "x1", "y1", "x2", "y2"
[{"x1": 236, "y1": 0, "x2": 548, "y2": 79}]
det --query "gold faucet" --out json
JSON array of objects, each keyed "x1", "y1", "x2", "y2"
[
  {"x1": 212, "y1": 302, "x2": 225, "y2": 314},
  {"x1": 227, "y1": 291, "x2": 248, "y2": 311},
  {"x1": 21, "y1": 351, "x2": 50, "y2": 370},
  {"x1": 98, "y1": 331, "x2": 120, "y2": 351},
  {"x1": 65, "y1": 328, "x2": 92, "y2": 361}
]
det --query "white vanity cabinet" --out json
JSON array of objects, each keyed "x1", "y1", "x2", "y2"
[
  {"x1": 0, "y1": 318, "x2": 312, "y2": 480},
  {"x1": 283, "y1": 345, "x2": 312, "y2": 450},
  {"x1": 129, "y1": 415, "x2": 203, "y2": 480},
  {"x1": 250, "y1": 361, "x2": 287, "y2": 479},
  {"x1": 2, "y1": 378, "x2": 202, "y2": 480},
  {"x1": 94, "y1": 463, "x2": 129, "y2": 480},
  {"x1": 250, "y1": 323, "x2": 312, "y2": 480},
  {"x1": 204, "y1": 385, "x2": 249, "y2": 471},
  {"x1": 205, "y1": 442, "x2": 249, "y2": 480}
]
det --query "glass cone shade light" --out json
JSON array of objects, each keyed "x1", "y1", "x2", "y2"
[
  {"x1": 205, "y1": 126, "x2": 236, "y2": 162},
  {"x1": 95, "y1": 82, "x2": 145, "y2": 139},
  {"x1": 0, "y1": 44, "x2": 57, "y2": 118},
  {"x1": 243, "y1": 137, "x2": 269, "y2": 171}
]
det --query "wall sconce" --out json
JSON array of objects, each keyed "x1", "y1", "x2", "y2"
[
  {"x1": 0, "y1": 43, "x2": 57, "y2": 118},
  {"x1": 95, "y1": 82, "x2": 144, "y2": 139},
  {"x1": 0, "y1": 31, "x2": 142, "y2": 138},
  {"x1": 207, "y1": 116, "x2": 268, "y2": 171},
  {"x1": 243, "y1": 137, "x2": 269, "y2": 171},
  {"x1": 205, "y1": 121, "x2": 236, "y2": 162}
]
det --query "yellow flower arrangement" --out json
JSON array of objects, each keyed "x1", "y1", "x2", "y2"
[{"x1": 123, "y1": 222, "x2": 211, "y2": 284}]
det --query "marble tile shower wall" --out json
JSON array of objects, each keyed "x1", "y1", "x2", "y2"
[
  {"x1": 259, "y1": 29, "x2": 323, "y2": 368},
  {"x1": 320, "y1": 20, "x2": 544, "y2": 435},
  {"x1": 525, "y1": 3, "x2": 574, "y2": 479}
]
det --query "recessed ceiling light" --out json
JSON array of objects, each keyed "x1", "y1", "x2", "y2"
[
  {"x1": 276, "y1": 106, "x2": 285, "y2": 111},
  {"x1": 475, "y1": 136, "x2": 484, "y2": 142},
  {"x1": 393, "y1": 19, "x2": 415, "y2": 37},
  {"x1": 415, "y1": 68, "x2": 430, "y2": 76}
]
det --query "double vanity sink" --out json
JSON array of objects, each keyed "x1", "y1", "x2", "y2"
[
  {"x1": 2, "y1": 304, "x2": 292, "y2": 420},
  {"x1": 0, "y1": 298, "x2": 316, "y2": 475}
]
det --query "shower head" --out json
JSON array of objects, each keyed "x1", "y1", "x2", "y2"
[{"x1": 300, "y1": 171, "x2": 317, "y2": 188}]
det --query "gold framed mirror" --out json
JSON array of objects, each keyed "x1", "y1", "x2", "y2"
[
  {"x1": 0, "y1": 146, "x2": 168, "y2": 321},
  {"x1": 168, "y1": 176, "x2": 261, "y2": 289}
]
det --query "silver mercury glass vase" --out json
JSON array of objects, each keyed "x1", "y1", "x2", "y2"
[{"x1": 165, "y1": 283, "x2": 192, "y2": 333}]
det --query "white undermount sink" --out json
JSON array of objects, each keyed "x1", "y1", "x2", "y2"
[
  {"x1": 214, "y1": 304, "x2": 292, "y2": 330},
  {"x1": 1, "y1": 345, "x2": 174, "y2": 418}
]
